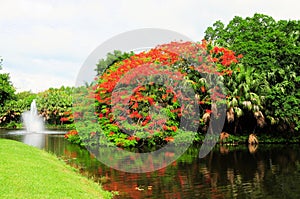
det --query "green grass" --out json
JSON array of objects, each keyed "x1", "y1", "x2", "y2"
[{"x1": 0, "y1": 139, "x2": 114, "y2": 199}]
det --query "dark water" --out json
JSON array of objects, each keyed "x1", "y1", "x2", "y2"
[{"x1": 1, "y1": 129, "x2": 300, "y2": 199}]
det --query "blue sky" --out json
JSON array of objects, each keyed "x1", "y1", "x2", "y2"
[{"x1": 0, "y1": 0, "x2": 299, "y2": 92}]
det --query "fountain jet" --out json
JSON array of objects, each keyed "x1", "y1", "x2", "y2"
[{"x1": 22, "y1": 99, "x2": 44, "y2": 133}]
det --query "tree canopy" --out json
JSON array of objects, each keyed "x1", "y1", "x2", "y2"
[
  {"x1": 95, "y1": 50, "x2": 134, "y2": 75},
  {"x1": 0, "y1": 59, "x2": 15, "y2": 107},
  {"x1": 205, "y1": 13, "x2": 300, "y2": 132}
]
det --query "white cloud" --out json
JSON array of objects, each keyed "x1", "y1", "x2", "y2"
[
  {"x1": 2, "y1": 67, "x2": 75, "y2": 93},
  {"x1": 0, "y1": 0, "x2": 299, "y2": 92}
]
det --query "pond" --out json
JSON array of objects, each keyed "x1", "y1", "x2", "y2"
[{"x1": 1, "y1": 129, "x2": 300, "y2": 199}]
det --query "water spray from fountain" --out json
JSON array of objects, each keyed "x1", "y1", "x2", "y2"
[{"x1": 22, "y1": 99, "x2": 44, "y2": 133}]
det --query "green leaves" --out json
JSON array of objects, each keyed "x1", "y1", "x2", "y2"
[
  {"x1": 205, "y1": 13, "x2": 300, "y2": 133},
  {"x1": 0, "y1": 91, "x2": 37, "y2": 126},
  {"x1": 36, "y1": 86, "x2": 74, "y2": 126},
  {"x1": 0, "y1": 70, "x2": 18, "y2": 125},
  {"x1": 0, "y1": 73, "x2": 16, "y2": 107},
  {"x1": 95, "y1": 50, "x2": 134, "y2": 76}
]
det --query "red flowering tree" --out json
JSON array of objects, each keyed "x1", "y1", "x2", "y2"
[{"x1": 83, "y1": 41, "x2": 242, "y2": 148}]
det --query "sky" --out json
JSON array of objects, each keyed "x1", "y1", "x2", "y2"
[{"x1": 0, "y1": 0, "x2": 299, "y2": 93}]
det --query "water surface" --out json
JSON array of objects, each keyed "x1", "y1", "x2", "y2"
[{"x1": 1, "y1": 129, "x2": 300, "y2": 199}]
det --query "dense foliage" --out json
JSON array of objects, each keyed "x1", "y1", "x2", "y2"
[
  {"x1": 0, "y1": 60, "x2": 15, "y2": 107},
  {"x1": 70, "y1": 41, "x2": 243, "y2": 148},
  {"x1": 0, "y1": 82, "x2": 74, "y2": 129},
  {"x1": 95, "y1": 50, "x2": 134, "y2": 76},
  {"x1": 1, "y1": 13, "x2": 299, "y2": 148},
  {"x1": 0, "y1": 59, "x2": 18, "y2": 127},
  {"x1": 36, "y1": 86, "x2": 74, "y2": 128},
  {"x1": 205, "y1": 13, "x2": 300, "y2": 134},
  {"x1": 0, "y1": 91, "x2": 37, "y2": 128}
]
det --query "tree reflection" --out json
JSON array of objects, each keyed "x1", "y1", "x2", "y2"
[{"x1": 60, "y1": 143, "x2": 300, "y2": 199}]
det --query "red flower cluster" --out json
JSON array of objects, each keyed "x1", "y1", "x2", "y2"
[
  {"x1": 164, "y1": 136, "x2": 175, "y2": 142},
  {"x1": 157, "y1": 41, "x2": 241, "y2": 76},
  {"x1": 64, "y1": 130, "x2": 78, "y2": 139},
  {"x1": 95, "y1": 49, "x2": 181, "y2": 99},
  {"x1": 60, "y1": 117, "x2": 69, "y2": 122},
  {"x1": 211, "y1": 46, "x2": 239, "y2": 66}
]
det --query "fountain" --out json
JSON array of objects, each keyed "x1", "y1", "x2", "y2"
[
  {"x1": 1, "y1": 100, "x2": 66, "y2": 149},
  {"x1": 22, "y1": 99, "x2": 44, "y2": 133}
]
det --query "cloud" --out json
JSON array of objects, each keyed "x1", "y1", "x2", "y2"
[
  {"x1": 2, "y1": 67, "x2": 75, "y2": 93},
  {"x1": 0, "y1": 0, "x2": 299, "y2": 92}
]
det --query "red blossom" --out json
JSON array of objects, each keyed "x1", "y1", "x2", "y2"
[
  {"x1": 164, "y1": 137, "x2": 174, "y2": 142},
  {"x1": 163, "y1": 125, "x2": 168, "y2": 131},
  {"x1": 64, "y1": 130, "x2": 78, "y2": 139},
  {"x1": 201, "y1": 86, "x2": 206, "y2": 93},
  {"x1": 170, "y1": 126, "x2": 177, "y2": 132},
  {"x1": 109, "y1": 132, "x2": 115, "y2": 136},
  {"x1": 141, "y1": 120, "x2": 148, "y2": 126},
  {"x1": 60, "y1": 117, "x2": 69, "y2": 122},
  {"x1": 127, "y1": 136, "x2": 136, "y2": 141},
  {"x1": 132, "y1": 102, "x2": 139, "y2": 109},
  {"x1": 205, "y1": 109, "x2": 212, "y2": 114},
  {"x1": 148, "y1": 97, "x2": 155, "y2": 105}
]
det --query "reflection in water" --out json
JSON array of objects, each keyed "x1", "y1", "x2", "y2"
[
  {"x1": 248, "y1": 144, "x2": 259, "y2": 154},
  {"x1": 22, "y1": 133, "x2": 45, "y2": 148},
  {"x1": 0, "y1": 129, "x2": 66, "y2": 151},
  {"x1": 2, "y1": 129, "x2": 300, "y2": 199},
  {"x1": 60, "y1": 144, "x2": 300, "y2": 199}
]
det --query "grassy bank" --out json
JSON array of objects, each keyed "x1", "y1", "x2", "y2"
[{"x1": 0, "y1": 139, "x2": 114, "y2": 199}]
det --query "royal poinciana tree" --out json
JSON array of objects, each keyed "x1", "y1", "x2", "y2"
[
  {"x1": 205, "y1": 13, "x2": 300, "y2": 134},
  {"x1": 70, "y1": 41, "x2": 243, "y2": 148}
]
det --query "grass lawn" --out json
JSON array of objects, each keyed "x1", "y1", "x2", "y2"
[{"x1": 0, "y1": 139, "x2": 114, "y2": 199}]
